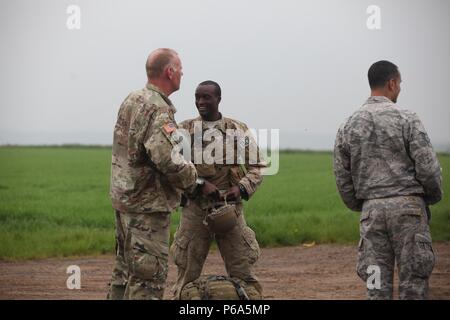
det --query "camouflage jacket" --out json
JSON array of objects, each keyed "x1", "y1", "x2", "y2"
[
  {"x1": 334, "y1": 96, "x2": 443, "y2": 211},
  {"x1": 110, "y1": 83, "x2": 197, "y2": 214},
  {"x1": 179, "y1": 115, "x2": 266, "y2": 208}
]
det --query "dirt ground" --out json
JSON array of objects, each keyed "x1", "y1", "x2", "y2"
[{"x1": 1, "y1": 243, "x2": 449, "y2": 300}]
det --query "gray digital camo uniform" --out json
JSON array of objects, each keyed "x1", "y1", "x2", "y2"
[
  {"x1": 107, "y1": 83, "x2": 197, "y2": 300},
  {"x1": 170, "y1": 115, "x2": 266, "y2": 299},
  {"x1": 334, "y1": 96, "x2": 443, "y2": 299}
]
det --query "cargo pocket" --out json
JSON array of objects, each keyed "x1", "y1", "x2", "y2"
[
  {"x1": 172, "y1": 232, "x2": 193, "y2": 269},
  {"x1": 356, "y1": 238, "x2": 369, "y2": 282},
  {"x1": 411, "y1": 233, "x2": 435, "y2": 278},
  {"x1": 129, "y1": 231, "x2": 166, "y2": 281},
  {"x1": 356, "y1": 211, "x2": 371, "y2": 282},
  {"x1": 242, "y1": 227, "x2": 260, "y2": 264}
]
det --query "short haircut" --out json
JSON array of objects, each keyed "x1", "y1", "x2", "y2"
[
  {"x1": 146, "y1": 48, "x2": 178, "y2": 80},
  {"x1": 368, "y1": 60, "x2": 400, "y2": 89},
  {"x1": 198, "y1": 80, "x2": 221, "y2": 97}
]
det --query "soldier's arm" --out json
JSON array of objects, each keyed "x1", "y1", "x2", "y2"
[
  {"x1": 143, "y1": 111, "x2": 197, "y2": 192},
  {"x1": 333, "y1": 126, "x2": 363, "y2": 212},
  {"x1": 237, "y1": 166, "x2": 264, "y2": 201},
  {"x1": 236, "y1": 126, "x2": 266, "y2": 200},
  {"x1": 408, "y1": 114, "x2": 443, "y2": 205}
]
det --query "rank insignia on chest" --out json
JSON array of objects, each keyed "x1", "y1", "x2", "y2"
[{"x1": 163, "y1": 122, "x2": 176, "y2": 134}]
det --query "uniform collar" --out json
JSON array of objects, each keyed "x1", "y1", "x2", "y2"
[
  {"x1": 145, "y1": 83, "x2": 177, "y2": 113},
  {"x1": 365, "y1": 96, "x2": 394, "y2": 105},
  {"x1": 195, "y1": 113, "x2": 226, "y2": 133}
]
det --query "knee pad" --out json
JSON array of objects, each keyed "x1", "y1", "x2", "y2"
[{"x1": 130, "y1": 251, "x2": 167, "y2": 281}]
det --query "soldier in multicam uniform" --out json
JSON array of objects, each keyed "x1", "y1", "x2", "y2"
[
  {"x1": 170, "y1": 80, "x2": 266, "y2": 299},
  {"x1": 334, "y1": 60, "x2": 443, "y2": 300},
  {"x1": 106, "y1": 48, "x2": 200, "y2": 300}
]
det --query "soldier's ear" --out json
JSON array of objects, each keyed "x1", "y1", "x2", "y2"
[
  {"x1": 217, "y1": 96, "x2": 222, "y2": 104},
  {"x1": 166, "y1": 66, "x2": 173, "y2": 80},
  {"x1": 388, "y1": 78, "x2": 396, "y2": 91}
]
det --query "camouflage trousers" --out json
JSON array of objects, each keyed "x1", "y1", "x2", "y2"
[
  {"x1": 106, "y1": 210, "x2": 171, "y2": 300},
  {"x1": 170, "y1": 202, "x2": 262, "y2": 299},
  {"x1": 357, "y1": 196, "x2": 436, "y2": 300}
]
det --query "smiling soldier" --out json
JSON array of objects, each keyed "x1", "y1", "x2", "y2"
[{"x1": 170, "y1": 80, "x2": 266, "y2": 299}]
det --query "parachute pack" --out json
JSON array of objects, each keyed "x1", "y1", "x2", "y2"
[{"x1": 179, "y1": 275, "x2": 262, "y2": 300}]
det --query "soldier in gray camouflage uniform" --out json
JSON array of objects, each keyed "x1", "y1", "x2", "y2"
[
  {"x1": 334, "y1": 60, "x2": 443, "y2": 299},
  {"x1": 106, "y1": 48, "x2": 199, "y2": 300},
  {"x1": 170, "y1": 81, "x2": 266, "y2": 299}
]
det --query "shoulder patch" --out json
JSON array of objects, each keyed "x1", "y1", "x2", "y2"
[
  {"x1": 239, "y1": 136, "x2": 251, "y2": 148},
  {"x1": 163, "y1": 122, "x2": 176, "y2": 134}
]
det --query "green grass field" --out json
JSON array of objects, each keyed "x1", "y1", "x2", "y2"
[{"x1": 0, "y1": 146, "x2": 449, "y2": 260}]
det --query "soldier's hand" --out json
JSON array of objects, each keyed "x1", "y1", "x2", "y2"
[
  {"x1": 223, "y1": 186, "x2": 241, "y2": 201},
  {"x1": 202, "y1": 180, "x2": 220, "y2": 200}
]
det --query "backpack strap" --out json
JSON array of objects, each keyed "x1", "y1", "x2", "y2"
[{"x1": 228, "y1": 277, "x2": 250, "y2": 300}]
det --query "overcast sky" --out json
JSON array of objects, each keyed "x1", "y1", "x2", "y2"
[{"x1": 1, "y1": 0, "x2": 449, "y2": 150}]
